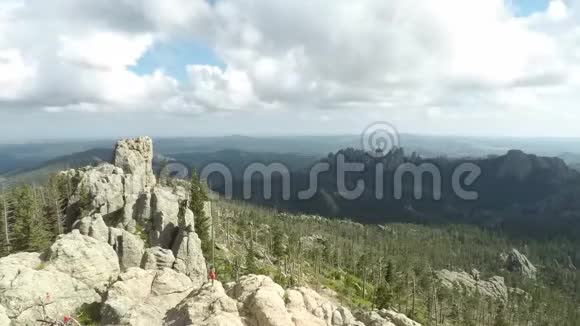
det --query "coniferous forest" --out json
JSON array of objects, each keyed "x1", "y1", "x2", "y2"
[{"x1": 1, "y1": 171, "x2": 578, "y2": 325}]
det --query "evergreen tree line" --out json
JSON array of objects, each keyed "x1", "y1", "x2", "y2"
[
  {"x1": 0, "y1": 175, "x2": 70, "y2": 256},
  {"x1": 209, "y1": 198, "x2": 580, "y2": 325}
]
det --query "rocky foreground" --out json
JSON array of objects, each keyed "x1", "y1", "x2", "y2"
[{"x1": 0, "y1": 137, "x2": 421, "y2": 326}]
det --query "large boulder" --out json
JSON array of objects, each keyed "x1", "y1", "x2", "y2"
[
  {"x1": 229, "y1": 274, "x2": 294, "y2": 326},
  {"x1": 101, "y1": 268, "x2": 193, "y2": 325},
  {"x1": 506, "y1": 249, "x2": 537, "y2": 280},
  {"x1": 75, "y1": 213, "x2": 109, "y2": 243},
  {"x1": 142, "y1": 246, "x2": 176, "y2": 270},
  {"x1": 379, "y1": 310, "x2": 421, "y2": 326},
  {"x1": 289, "y1": 310, "x2": 328, "y2": 326},
  {"x1": 63, "y1": 164, "x2": 125, "y2": 225},
  {"x1": 0, "y1": 252, "x2": 43, "y2": 268},
  {"x1": 172, "y1": 229, "x2": 207, "y2": 287},
  {"x1": 435, "y1": 270, "x2": 508, "y2": 302},
  {"x1": 0, "y1": 253, "x2": 99, "y2": 325},
  {"x1": 76, "y1": 215, "x2": 145, "y2": 271},
  {"x1": 44, "y1": 230, "x2": 120, "y2": 292},
  {"x1": 84, "y1": 164, "x2": 125, "y2": 214},
  {"x1": 108, "y1": 227, "x2": 145, "y2": 270},
  {"x1": 0, "y1": 305, "x2": 9, "y2": 326},
  {"x1": 165, "y1": 281, "x2": 244, "y2": 326},
  {"x1": 285, "y1": 287, "x2": 362, "y2": 326},
  {"x1": 355, "y1": 311, "x2": 396, "y2": 326}
]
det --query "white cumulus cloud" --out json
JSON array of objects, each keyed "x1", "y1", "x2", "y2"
[{"x1": 0, "y1": 0, "x2": 579, "y2": 136}]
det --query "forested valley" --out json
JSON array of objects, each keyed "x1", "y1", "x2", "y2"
[{"x1": 1, "y1": 170, "x2": 579, "y2": 325}]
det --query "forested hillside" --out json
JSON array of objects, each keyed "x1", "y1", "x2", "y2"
[
  {"x1": 1, "y1": 170, "x2": 578, "y2": 325},
  {"x1": 208, "y1": 198, "x2": 580, "y2": 325},
  {"x1": 218, "y1": 147, "x2": 580, "y2": 240}
]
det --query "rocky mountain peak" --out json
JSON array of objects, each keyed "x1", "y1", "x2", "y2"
[
  {"x1": 61, "y1": 137, "x2": 207, "y2": 280},
  {"x1": 113, "y1": 136, "x2": 156, "y2": 188}
]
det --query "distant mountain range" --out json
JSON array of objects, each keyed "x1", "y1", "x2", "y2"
[
  {"x1": 216, "y1": 147, "x2": 580, "y2": 239},
  {"x1": 0, "y1": 147, "x2": 319, "y2": 184},
  {"x1": 1, "y1": 148, "x2": 113, "y2": 184},
  {"x1": 2, "y1": 134, "x2": 580, "y2": 175}
]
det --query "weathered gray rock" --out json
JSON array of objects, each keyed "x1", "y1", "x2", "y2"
[
  {"x1": 355, "y1": 311, "x2": 396, "y2": 326},
  {"x1": 181, "y1": 208, "x2": 195, "y2": 232},
  {"x1": 108, "y1": 227, "x2": 145, "y2": 270},
  {"x1": 76, "y1": 164, "x2": 125, "y2": 215},
  {"x1": 290, "y1": 310, "x2": 328, "y2": 326},
  {"x1": 172, "y1": 229, "x2": 207, "y2": 287},
  {"x1": 149, "y1": 186, "x2": 188, "y2": 247},
  {"x1": 113, "y1": 137, "x2": 156, "y2": 199},
  {"x1": 44, "y1": 230, "x2": 120, "y2": 292},
  {"x1": 122, "y1": 177, "x2": 149, "y2": 227},
  {"x1": 471, "y1": 268, "x2": 481, "y2": 281},
  {"x1": 142, "y1": 246, "x2": 176, "y2": 270},
  {"x1": 0, "y1": 305, "x2": 9, "y2": 326},
  {"x1": 355, "y1": 309, "x2": 420, "y2": 326},
  {"x1": 285, "y1": 287, "x2": 361, "y2": 326},
  {"x1": 436, "y1": 270, "x2": 508, "y2": 302},
  {"x1": 114, "y1": 136, "x2": 155, "y2": 186},
  {"x1": 0, "y1": 253, "x2": 99, "y2": 325},
  {"x1": 0, "y1": 252, "x2": 43, "y2": 268},
  {"x1": 114, "y1": 137, "x2": 156, "y2": 225},
  {"x1": 63, "y1": 137, "x2": 157, "y2": 230},
  {"x1": 134, "y1": 191, "x2": 152, "y2": 224},
  {"x1": 229, "y1": 274, "x2": 293, "y2": 326},
  {"x1": 165, "y1": 281, "x2": 243, "y2": 326},
  {"x1": 379, "y1": 309, "x2": 422, "y2": 326},
  {"x1": 101, "y1": 268, "x2": 193, "y2": 325},
  {"x1": 506, "y1": 249, "x2": 537, "y2": 280},
  {"x1": 76, "y1": 213, "x2": 109, "y2": 243}
]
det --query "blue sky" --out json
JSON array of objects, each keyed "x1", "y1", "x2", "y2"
[
  {"x1": 512, "y1": 0, "x2": 550, "y2": 16},
  {"x1": 130, "y1": 40, "x2": 224, "y2": 81}
]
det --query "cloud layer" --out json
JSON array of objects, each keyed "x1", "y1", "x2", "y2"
[{"x1": 1, "y1": 0, "x2": 579, "y2": 135}]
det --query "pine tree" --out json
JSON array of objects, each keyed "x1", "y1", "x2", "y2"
[
  {"x1": 46, "y1": 174, "x2": 68, "y2": 235},
  {"x1": 27, "y1": 212, "x2": 52, "y2": 252},
  {"x1": 385, "y1": 260, "x2": 395, "y2": 284},
  {"x1": 0, "y1": 188, "x2": 12, "y2": 256},
  {"x1": 272, "y1": 225, "x2": 286, "y2": 260},
  {"x1": 11, "y1": 185, "x2": 52, "y2": 252},
  {"x1": 246, "y1": 237, "x2": 258, "y2": 274},
  {"x1": 189, "y1": 168, "x2": 211, "y2": 258},
  {"x1": 374, "y1": 282, "x2": 394, "y2": 310}
]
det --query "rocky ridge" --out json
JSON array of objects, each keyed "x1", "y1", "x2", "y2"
[
  {"x1": 0, "y1": 137, "x2": 421, "y2": 326},
  {"x1": 505, "y1": 249, "x2": 537, "y2": 280}
]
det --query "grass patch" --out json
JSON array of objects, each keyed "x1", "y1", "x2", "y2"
[
  {"x1": 34, "y1": 262, "x2": 46, "y2": 270},
  {"x1": 74, "y1": 302, "x2": 101, "y2": 326}
]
